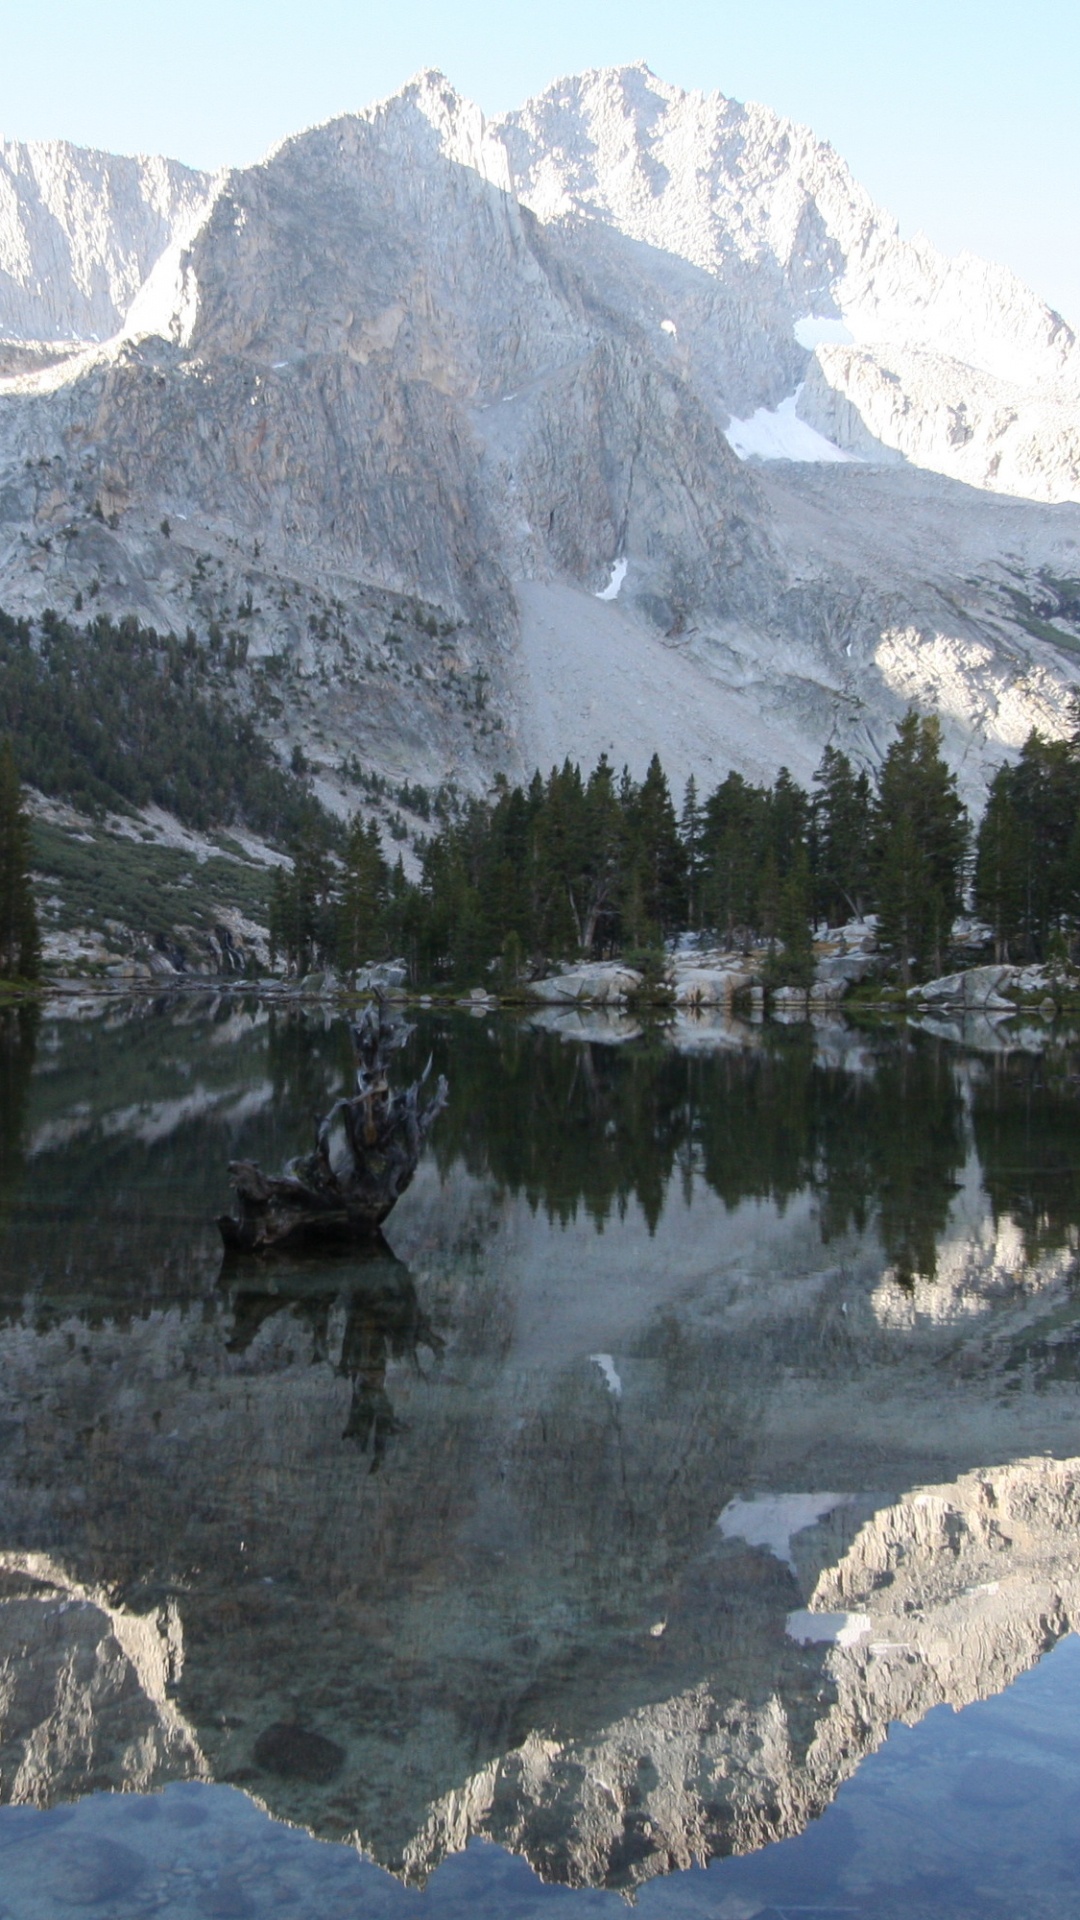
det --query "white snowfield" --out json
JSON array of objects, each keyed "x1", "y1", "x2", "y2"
[
  {"x1": 794, "y1": 315, "x2": 855, "y2": 350},
  {"x1": 594, "y1": 556, "x2": 628, "y2": 599},
  {"x1": 785, "y1": 1609, "x2": 872, "y2": 1648},
  {"x1": 589, "y1": 1353, "x2": 623, "y2": 1397},
  {"x1": 724, "y1": 387, "x2": 858, "y2": 464}
]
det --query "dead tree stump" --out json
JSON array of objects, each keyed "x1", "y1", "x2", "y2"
[{"x1": 218, "y1": 1001, "x2": 448, "y2": 1252}]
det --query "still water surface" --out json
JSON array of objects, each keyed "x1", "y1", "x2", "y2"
[{"x1": 2, "y1": 996, "x2": 1080, "y2": 1917}]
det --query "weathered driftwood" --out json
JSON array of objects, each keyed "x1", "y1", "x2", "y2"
[{"x1": 218, "y1": 1001, "x2": 448, "y2": 1252}]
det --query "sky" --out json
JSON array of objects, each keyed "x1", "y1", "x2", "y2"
[{"x1": 0, "y1": 0, "x2": 1077, "y2": 326}]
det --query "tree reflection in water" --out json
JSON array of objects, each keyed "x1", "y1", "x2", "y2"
[
  {"x1": 429, "y1": 1017, "x2": 972, "y2": 1283},
  {"x1": 220, "y1": 1240, "x2": 444, "y2": 1471},
  {"x1": 3, "y1": 1003, "x2": 1080, "y2": 1896},
  {"x1": 0, "y1": 1002, "x2": 37, "y2": 1235},
  {"x1": 2, "y1": 999, "x2": 1079, "y2": 1328},
  {"x1": 972, "y1": 1048, "x2": 1080, "y2": 1263}
]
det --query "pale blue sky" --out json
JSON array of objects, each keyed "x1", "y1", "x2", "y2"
[{"x1": 1, "y1": 0, "x2": 1077, "y2": 326}]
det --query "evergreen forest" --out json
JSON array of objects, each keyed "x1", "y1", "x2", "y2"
[
  {"x1": 274, "y1": 710, "x2": 1080, "y2": 988},
  {"x1": 0, "y1": 607, "x2": 325, "y2": 843},
  {"x1": 0, "y1": 740, "x2": 39, "y2": 981},
  {"x1": 5, "y1": 599, "x2": 1080, "y2": 991}
]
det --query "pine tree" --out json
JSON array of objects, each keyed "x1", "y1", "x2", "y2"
[
  {"x1": 268, "y1": 831, "x2": 333, "y2": 974},
  {"x1": 628, "y1": 753, "x2": 686, "y2": 941},
  {"x1": 338, "y1": 816, "x2": 389, "y2": 971},
  {"x1": 810, "y1": 745, "x2": 873, "y2": 925},
  {"x1": 874, "y1": 714, "x2": 968, "y2": 983},
  {"x1": 974, "y1": 764, "x2": 1026, "y2": 960},
  {"x1": 876, "y1": 814, "x2": 923, "y2": 988},
  {"x1": 700, "y1": 772, "x2": 768, "y2": 942},
  {"x1": 531, "y1": 761, "x2": 589, "y2": 955},
  {"x1": 765, "y1": 767, "x2": 809, "y2": 878},
  {"x1": 768, "y1": 842, "x2": 815, "y2": 987},
  {"x1": 0, "y1": 742, "x2": 40, "y2": 981},
  {"x1": 757, "y1": 847, "x2": 781, "y2": 947},
  {"x1": 680, "y1": 774, "x2": 702, "y2": 930},
  {"x1": 0, "y1": 1002, "x2": 38, "y2": 1229},
  {"x1": 579, "y1": 756, "x2": 625, "y2": 952},
  {"x1": 987, "y1": 731, "x2": 1080, "y2": 958}
]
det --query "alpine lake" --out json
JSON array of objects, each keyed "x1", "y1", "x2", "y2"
[{"x1": 3, "y1": 990, "x2": 1080, "y2": 1920}]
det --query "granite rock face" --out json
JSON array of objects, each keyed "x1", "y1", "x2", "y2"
[
  {"x1": 499, "y1": 64, "x2": 1080, "y2": 499},
  {"x1": 0, "y1": 139, "x2": 211, "y2": 342},
  {"x1": 526, "y1": 962, "x2": 645, "y2": 1004},
  {"x1": 0, "y1": 1551, "x2": 204, "y2": 1804},
  {"x1": 0, "y1": 70, "x2": 1079, "y2": 808},
  {"x1": 909, "y1": 964, "x2": 1023, "y2": 1010}
]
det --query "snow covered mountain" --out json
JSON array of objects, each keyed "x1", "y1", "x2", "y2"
[
  {"x1": 501, "y1": 66, "x2": 1080, "y2": 499},
  {"x1": 1, "y1": 65, "x2": 1079, "y2": 811}
]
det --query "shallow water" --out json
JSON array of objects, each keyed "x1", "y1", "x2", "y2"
[{"x1": 2, "y1": 995, "x2": 1080, "y2": 1915}]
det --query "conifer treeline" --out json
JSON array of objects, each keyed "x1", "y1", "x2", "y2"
[
  {"x1": 0, "y1": 607, "x2": 323, "y2": 841},
  {"x1": 275, "y1": 711, "x2": 997, "y2": 985},
  {"x1": 0, "y1": 741, "x2": 40, "y2": 981}
]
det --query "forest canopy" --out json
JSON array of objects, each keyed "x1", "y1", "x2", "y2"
[
  {"x1": 0, "y1": 607, "x2": 326, "y2": 845},
  {"x1": 6, "y1": 601, "x2": 1080, "y2": 989},
  {"x1": 277, "y1": 717, "x2": 990, "y2": 987}
]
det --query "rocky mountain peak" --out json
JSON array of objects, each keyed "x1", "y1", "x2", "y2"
[{"x1": 1, "y1": 68, "x2": 1080, "y2": 815}]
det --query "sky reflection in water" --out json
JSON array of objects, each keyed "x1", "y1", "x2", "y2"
[{"x1": 1, "y1": 996, "x2": 1080, "y2": 1917}]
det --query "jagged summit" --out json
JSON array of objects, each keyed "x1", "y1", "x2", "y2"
[{"x1": 0, "y1": 66, "x2": 1079, "y2": 814}]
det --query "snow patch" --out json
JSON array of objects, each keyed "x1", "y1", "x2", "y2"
[
  {"x1": 725, "y1": 387, "x2": 859, "y2": 465},
  {"x1": 718, "y1": 1492, "x2": 851, "y2": 1570},
  {"x1": 786, "y1": 1609, "x2": 872, "y2": 1648},
  {"x1": 794, "y1": 314, "x2": 854, "y2": 350},
  {"x1": 590, "y1": 1353, "x2": 622, "y2": 1397},
  {"x1": 595, "y1": 557, "x2": 627, "y2": 601}
]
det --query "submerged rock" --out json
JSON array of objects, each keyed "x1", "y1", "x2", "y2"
[
  {"x1": 42, "y1": 1836, "x2": 149, "y2": 1906},
  {"x1": 253, "y1": 1723, "x2": 345, "y2": 1785}
]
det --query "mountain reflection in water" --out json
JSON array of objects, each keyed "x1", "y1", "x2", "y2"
[{"x1": 1, "y1": 996, "x2": 1080, "y2": 1905}]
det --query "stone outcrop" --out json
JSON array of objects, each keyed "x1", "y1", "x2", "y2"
[
  {"x1": 909, "y1": 964, "x2": 1023, "y2": 1010},
  {"x1": 672, "y1": 959, "x2": 755, "y2": 1004},
  {"x1": 526, "y1": 961, "x2": 644, "y2": 1004},
  {"x1": 812, "y1": 950, "x2": 879, "y2": 999}
]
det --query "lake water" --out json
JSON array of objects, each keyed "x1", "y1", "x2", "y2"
[{"x1": 2, "y1": 994, "x2": 1080, "y2": 1918}]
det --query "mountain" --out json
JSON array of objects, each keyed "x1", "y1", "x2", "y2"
[
  {"x1": 0, "y1": 138, "x2": 210, "y2": 346},
  {"x1": 1, "y1": 66, "x2": 1079, "y2": 825},
  {"x1": 500, "y1": 66, "x2": 1080, "y2": 490}
]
